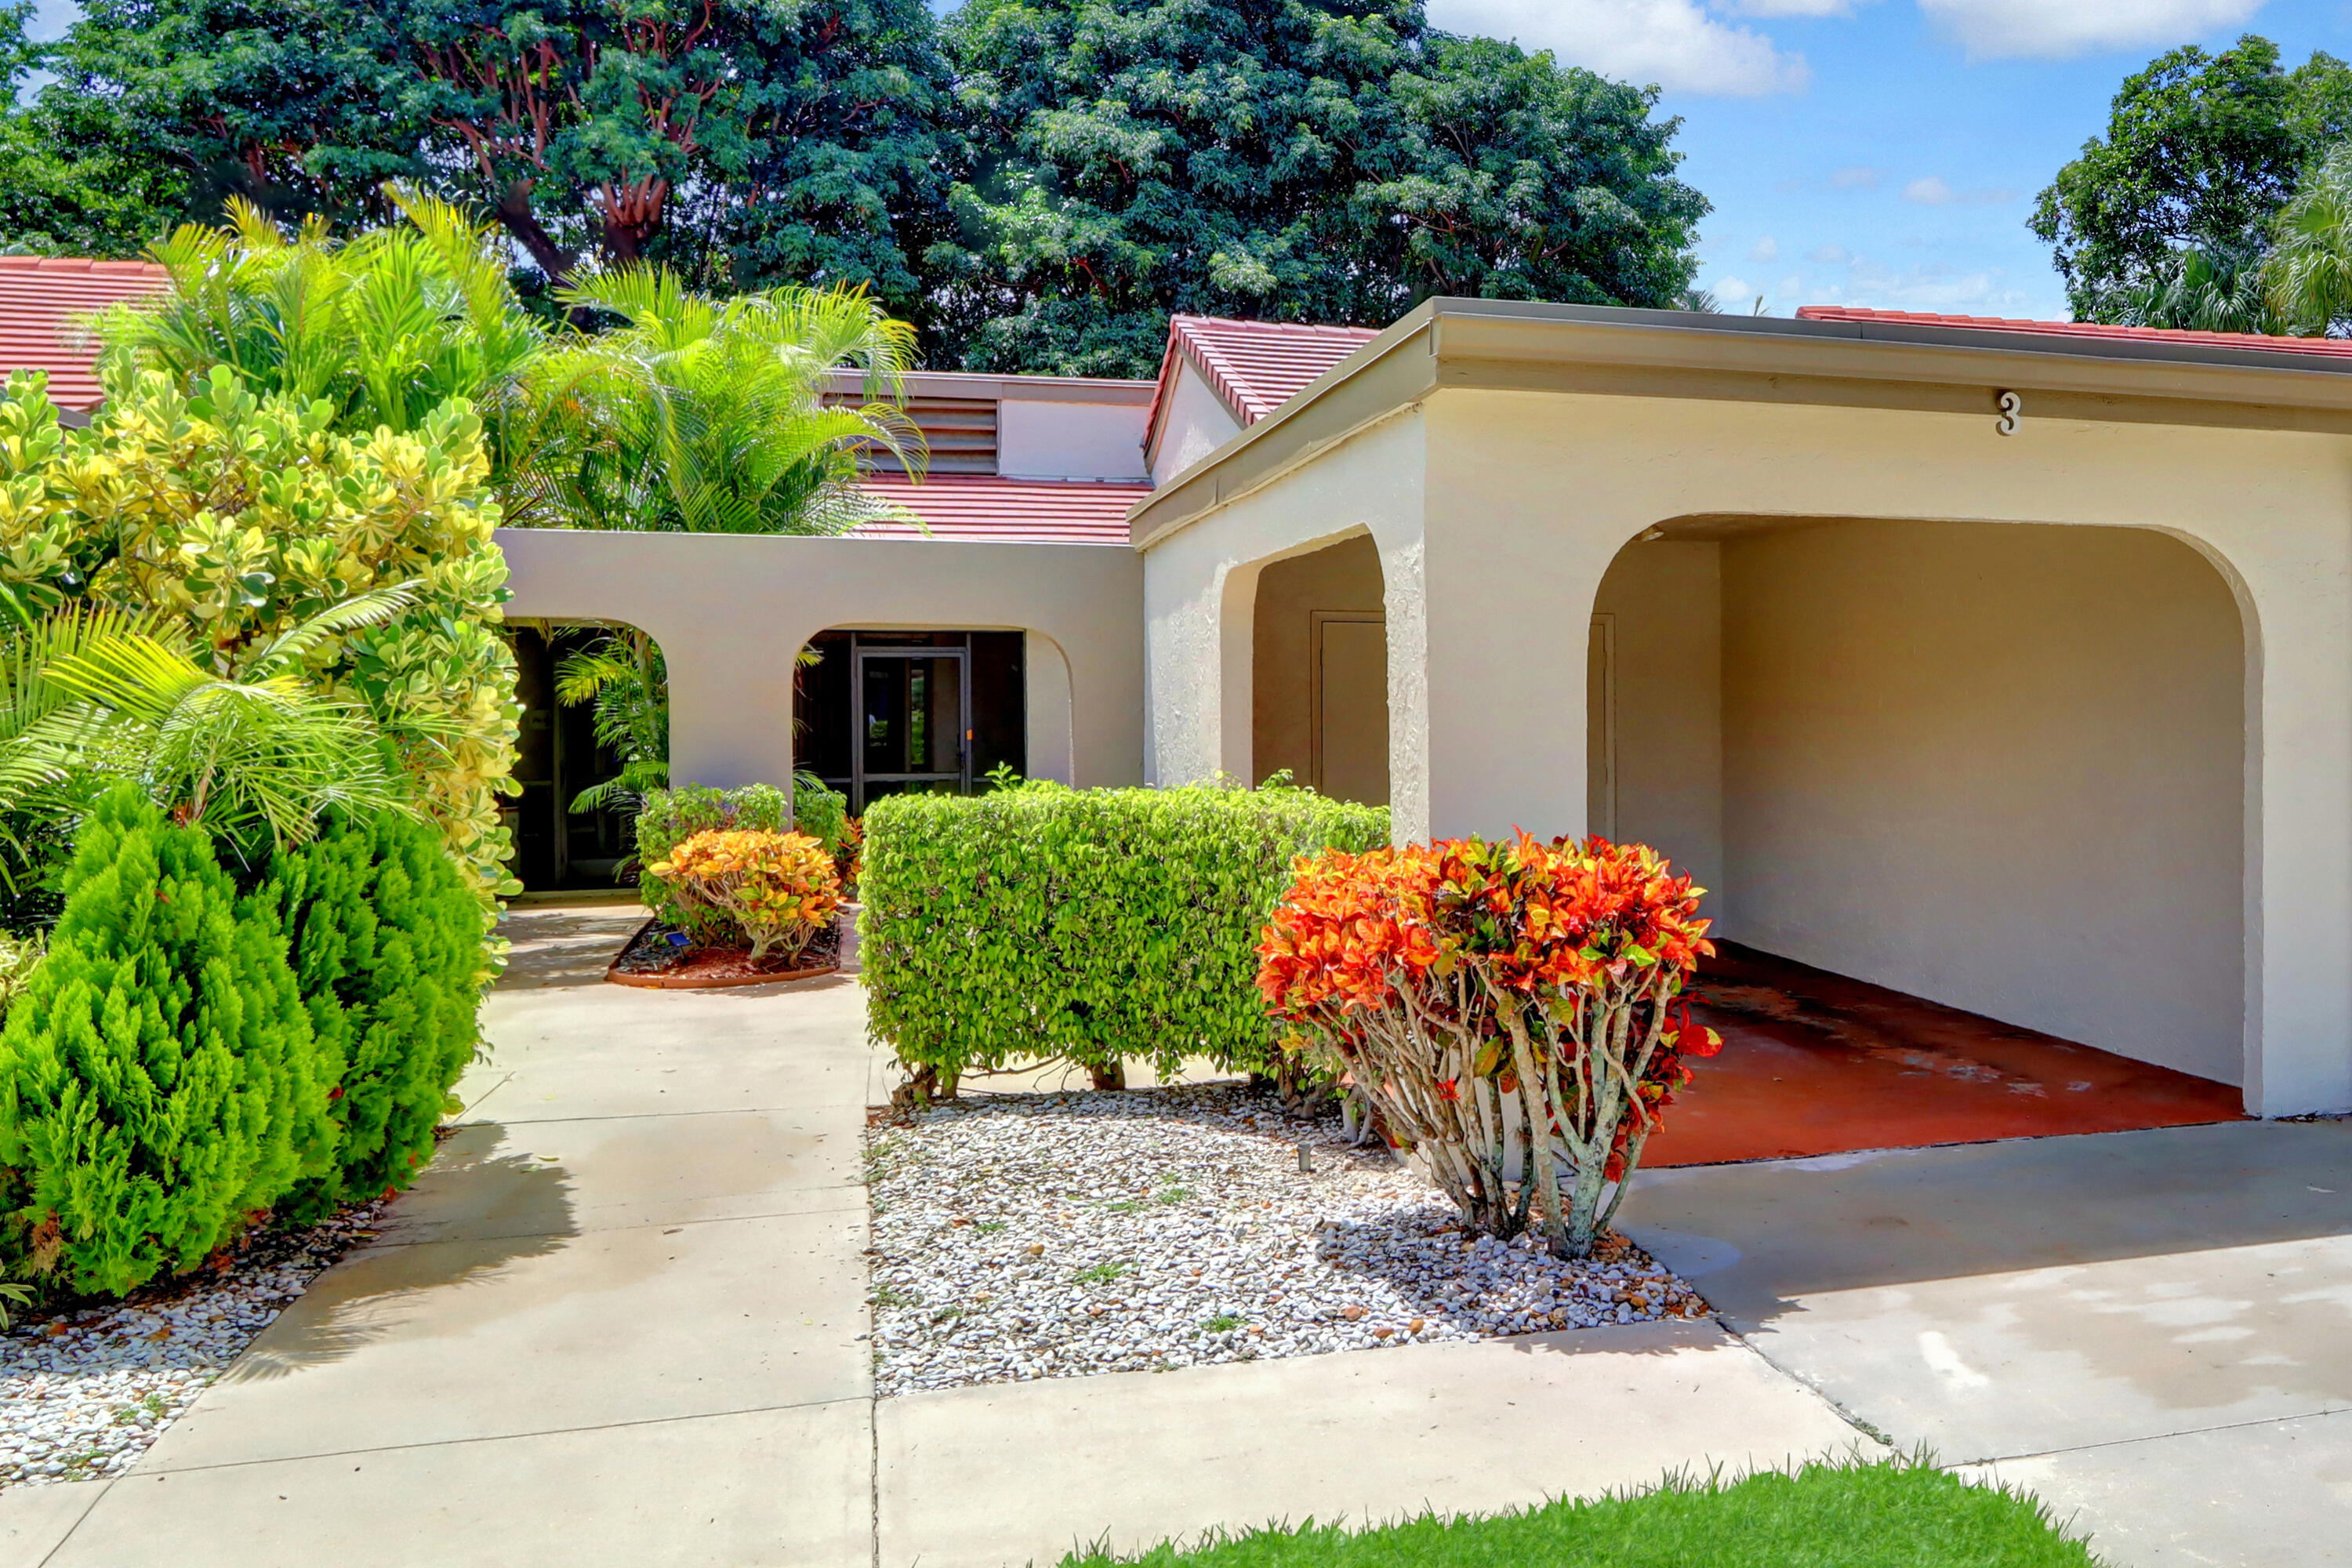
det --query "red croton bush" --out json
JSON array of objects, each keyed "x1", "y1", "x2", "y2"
[{"x1": 1256, "y1": 833, "x2": 1720, "y2": 1258}]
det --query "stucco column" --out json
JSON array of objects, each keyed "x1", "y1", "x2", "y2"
[
  {"x1": 1417, "y1": 463, "x2": 1624, "y2": 844},
  {"x1": 2223, "y1": 530, "x2": 2352, "y2": 1117}
]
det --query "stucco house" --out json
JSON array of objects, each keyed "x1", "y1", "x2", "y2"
[
  {"x1": 9, "y1": 265, "x2": 2348, "y2": 1120},
  {"x1": 504, "y1": 303, "x2": 2352, "y2": 1121}
]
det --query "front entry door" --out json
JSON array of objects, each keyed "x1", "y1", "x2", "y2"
[{"x1": 853, "y1": 649, "x2": 969, "y2": 811}]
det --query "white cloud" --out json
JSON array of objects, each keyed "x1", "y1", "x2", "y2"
[
  {"x1": 1749, "y1": 235, "x2": 1781, "y2": 263},
  {"x1": 1808, "y1": 241, "x2": 1851, "y2": 263},
  {"x1": 1729, "y1": 0, "x2": 1866, "y2": 13},
  {"x1": 1715, "y1": 275, "x2": 1755, "y2": 302},
  {"x1": 1777, "y1": 274, "x2": 1806, "y2": 297},
  {"x1": 1902, "y1": 175, "x2": 2015, "y2": 205},
  {"x1": 1430, "y1": 0, "x2": 1809, "y2": 95},
  {"x1": 1917, "y1": 0, "x2": 2268, "y2": 62},
  {"x1": 1807, "y1": 257, "x2": 2041, "y2": 315},
  {"x1": 1831, "y1": 165, "x2": 1883, "y2": 190}
]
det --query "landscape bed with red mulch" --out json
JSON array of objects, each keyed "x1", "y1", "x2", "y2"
[{"x1": 606, "y1": 916, "x2": 842, "y2": 989}]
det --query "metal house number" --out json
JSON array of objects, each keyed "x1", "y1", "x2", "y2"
[{"x1": 1995, "y1": 390, "x2": 2024, "y2": 436}]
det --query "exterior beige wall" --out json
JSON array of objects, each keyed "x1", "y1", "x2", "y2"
[
  {"x1": 1404, "y1": 387, "x2": 2352, "y2": 1114},
  {"x1": 1591, "y1": 541, "x2": 1724, "y2": 901},
  {"x1": 1720, "y1": 519, "x2": 2244, "y2": 1084},
  {"x1": 1142, "y1": 409, "x2": 1428, "y2": 832},
  {"x1": 999, "y1": 397, "x2": 1149, "y2": 481},
  {"x1": 1252, "y1": 535, "x2": 1386, "y2": 793},
  {"x1": 496, "y1": 529, "x2": 1144, "y2": 795}
]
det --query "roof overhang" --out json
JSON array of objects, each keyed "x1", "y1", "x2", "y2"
[
  {"x1": 824, "y1": 368, "x2": 1155, "y2": 405},
  {"x1": 1126, "y1": 297, "x2": 2352, "y2": 550}
]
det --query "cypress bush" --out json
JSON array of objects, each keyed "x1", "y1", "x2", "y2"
[
  {"x1": 859, "y1": 781, "x2": 1388, "y2": 1085},
  {"x1": 0, "y1": 786, "x2": 332, "y2": 1297},
  {"x1": 262, "y1": 810, "x2": 487, "y2": 1221}
]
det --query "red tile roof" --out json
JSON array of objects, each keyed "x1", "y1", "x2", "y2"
[
  {"x1": 1160, "y1": 315, "x2": 1383, "y2": 423},
  {"x1": 0, "y1": 256, "x2": 170, "y2": 408},
  {"x1": 1794, "y1": 304, "x2": 2352, "y2": 360},
  {"x1": 851, "y1": 474, "x2": 1150, "y2": 546}
]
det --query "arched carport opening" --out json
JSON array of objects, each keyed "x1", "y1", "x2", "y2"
[
  {"x1": 508, "y1": 619, "x2": 669, "y2": 892},
  {"x1": 1592, "y1": 515, "x2": 2252, "y2": 1160},
  {"x1": 1250, "y1": 532, "x2": 1389, "y2": 805}
]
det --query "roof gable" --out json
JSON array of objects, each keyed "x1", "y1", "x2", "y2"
[{"x1": 1145, "y1": 315, "x2": 1382, "y2": 470}]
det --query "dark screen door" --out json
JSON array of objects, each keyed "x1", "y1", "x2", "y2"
[{"x1": 853, "y1": 650, "x2": 968, "y2": 809}]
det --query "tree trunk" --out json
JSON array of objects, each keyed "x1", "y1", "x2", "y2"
[
  {"x1": 492, "y1": 179, "x2": 579, "y2": 288},
  {"x1": 1088, "y1": 1061, "x2": 1127, "y2": 1091}
]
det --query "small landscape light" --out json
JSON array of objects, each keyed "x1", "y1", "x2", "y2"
[{"x1": 1297, "y1": 1145, "x2": 1313, "y2": 1174}]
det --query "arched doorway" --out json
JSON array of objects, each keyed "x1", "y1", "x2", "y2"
[{"x1": 1250, "y1": 533, "x2": 1389, "y2": 805}]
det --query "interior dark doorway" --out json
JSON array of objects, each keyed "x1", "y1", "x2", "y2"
[
  {"x1": 508, "y1": 623, "x2": 648, "y2": 892},
  {"x1": 796, "y1": 631, "x2": 1025, "y2": 812}
]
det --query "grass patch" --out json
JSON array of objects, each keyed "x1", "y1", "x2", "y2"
[
  {"x1": 1157, "y1": 1186, "x2": 1194, "y2": 1205},
  {"x1": 1203, "y1": 1314, "x2": 1244, "y2": 1333},
  {"x1": 1074, "y1": 1261, "x2": 1130, "y2": 1286},
  {"x1": 1059, "y1": 1457, "x2": 2100, "y2": 1568},
  {"x1": 976, "y1": 1219, "x2": 1008, "y2": 1234}
]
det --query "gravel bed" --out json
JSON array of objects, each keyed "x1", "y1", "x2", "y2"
[
  {"x1": 0, "y1": 1200, "x2": 388, "y2": 1488},
  {"x1": 866, "y1": 1083, "x2": 1708, "y2": 1396}
]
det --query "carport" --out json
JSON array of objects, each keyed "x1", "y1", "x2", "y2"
[{"x1": 1136, "y1": 299, "x2": 2352, "y2": 1122}]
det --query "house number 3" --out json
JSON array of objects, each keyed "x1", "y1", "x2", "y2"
[{"x1": 1995, "y1": 390, "x2": 2024, "y2": 436}]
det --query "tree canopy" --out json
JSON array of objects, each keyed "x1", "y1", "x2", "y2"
[
  {"x1": 18, "y1": 0, "x2": 1706, "y2": 369},
  {"x1": 939, "y1": 0, "x2": 1707, "y2": 376},
  {"x1": 2031, "y1": 34, "x2": 2352, "y2": 321},
  {"x1": 0, "y1": 1, "x2": 185, "y2": 255}
]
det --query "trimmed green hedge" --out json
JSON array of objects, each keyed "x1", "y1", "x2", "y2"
[{"x1": 859, "y1": 781, "x2": 1388, "y2": 1082}]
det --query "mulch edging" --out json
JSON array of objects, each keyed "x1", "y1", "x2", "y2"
[{"x1": 604, "y1": 916, "x2": 841, "y2": 989}]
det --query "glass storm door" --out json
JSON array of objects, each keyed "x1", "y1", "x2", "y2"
[{"x1": 852, "y1": 649, "x2": 969, "y2": 810}]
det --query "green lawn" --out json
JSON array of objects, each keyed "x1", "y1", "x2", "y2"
[{"x1": 1062, "y1": 1457, "x2": 2100, "y2": 1568}]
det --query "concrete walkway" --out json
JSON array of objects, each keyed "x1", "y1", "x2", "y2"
[
  {"x1": 19, "y1": 904, "x2": 2336, "y2": 1564},
  {"x1": 1619, "y1": 1122, "x2": 2352, "y2": 1566},
  {"x1": 1, "y1": 905, "x2": 1868, "y2": 1568}
]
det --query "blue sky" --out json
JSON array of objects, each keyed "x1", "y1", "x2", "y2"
[
  {"x1": 1432, "y1": 0, "x2": 2352, "y2": 319},
  {"x1": 27, "y1": 0, "x2": 2352, "y2": 320}
]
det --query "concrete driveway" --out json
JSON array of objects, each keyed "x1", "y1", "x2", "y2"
[{"x1": 1620, "y1": 1120, "x2": 2352, "y2": 1566}]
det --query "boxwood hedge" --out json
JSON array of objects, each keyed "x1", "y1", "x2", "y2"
[{"x1": 858, "y1": 781, "x2": 1388, "y2": 1084}]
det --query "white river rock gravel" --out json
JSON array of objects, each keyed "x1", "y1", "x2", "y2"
[
  {"x1": 0, "y1": 1200, "x2": 388, "y2": 1489},
  {"x1": 866, "y1": 1083, "x2": 1708, "y2": 1396}
]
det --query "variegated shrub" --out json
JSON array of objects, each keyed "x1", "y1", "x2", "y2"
[{"x1": 0, "y1": 365, "x2": 521, "y2": 916}]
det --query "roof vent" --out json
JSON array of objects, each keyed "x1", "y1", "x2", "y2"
[{"x1": 829, "y1": 392, "x2": 998, "y2": 475}]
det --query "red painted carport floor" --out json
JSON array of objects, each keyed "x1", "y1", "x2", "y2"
[{"x1": 1639, "y1": 942, "x2": 2246, "y2": 1168}]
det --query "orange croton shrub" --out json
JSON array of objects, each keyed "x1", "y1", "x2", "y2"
[
  {"x1": 1256, "y1": 833, "x2": 1719, "y2": 1258},
  {"x1": 646, "y1": 829, "x2": 844, "y2": 964}
]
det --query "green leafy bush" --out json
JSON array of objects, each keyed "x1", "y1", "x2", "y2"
[
  {"x1": 634, "y1": 779, "x2": 851, "y2": 941},
  {"x1": 0, "y1": 786, "x2": 332, "y2": 1296},
  {"x1": 261, "y1": 810, "x2": 488, "y2": 1221},
  {"x1": 860, "y1": 781, "x2": 1388, "y2": 1084}
]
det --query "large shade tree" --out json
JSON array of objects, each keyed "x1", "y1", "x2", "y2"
[
  {"x1": 0, "y1": 2, "x2": 185, "y2": 254},
  {"x1": 38, "y1": 0, "x2": 959, "y2": 328},
  {"x1": 938, "y1": 0, "x2": 1708, "y2": 377},
  {"x1": 2031, "y1": 34, "x2": 2352, "y2": 324}
]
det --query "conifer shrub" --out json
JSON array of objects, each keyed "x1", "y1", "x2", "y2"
[
  {"x1": 860, "y1": 780, "x2": 1388, "y2": 1087},
  {"x1": 261, "y1": 810, "x2": 487, "y2": 1221},
  {"x1": 0, "y1": 787, "x2": 332, "y2": 1297}
]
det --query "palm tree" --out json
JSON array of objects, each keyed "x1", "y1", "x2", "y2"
[
  {"x1": 92, "y1": 190, "x2": 546, "y2": 452},
  {"x1": 2111, "y1": 241, "x2": 2284, "y2": 335},
  {"x1": 0, "y1": 583, "x2": 416, "y2": 877},
  {"x1": 2267, "y1": 145, "x2": 2352, "y2": 336},
  {"x1": 511, "y1": 267, "x2": 928, "y2": 534}
]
